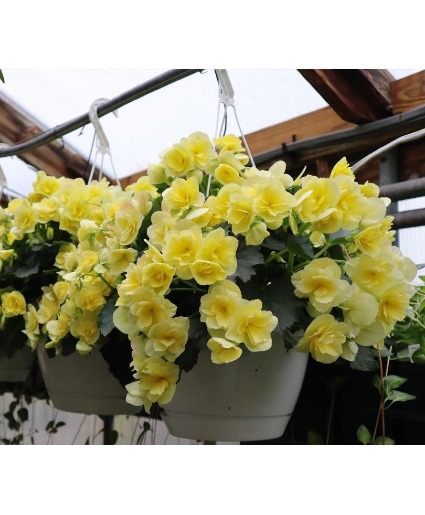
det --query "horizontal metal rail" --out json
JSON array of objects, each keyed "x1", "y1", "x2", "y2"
[{"x1": 0, "y1": 69, "x2": 203, "y2": 158}]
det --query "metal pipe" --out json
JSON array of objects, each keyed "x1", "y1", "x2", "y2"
[
  {"x1": 379, "y1": 176, "x2": 425, "y2": 202},
  {"x1": 254, "y1": 104, "x2": 425, "y2": 166},
  {"x1": 0, "y1": 69, "x2": 203, "y2": 158},
  {"x1": 392, "y1": 208, "x2": 425, "y2": 230}
]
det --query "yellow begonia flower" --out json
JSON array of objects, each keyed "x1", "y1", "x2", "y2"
[
  {"x1": 388, "y1": 245, "x2": 418, "y2": 282},
  {"x1": 342, "y1": 284, "x2": 379, "y2": 336},
  {"x1": 253, "y1": 179, "x2": 295, "y2": 226},
  {"x1": 73, "y1": 285, "x2": 106, "y2": 312},
  {"x1": 330, "y1": 157, "x2": 354, "y2": 179},
  {"x1": 189, "y1": 260, "x2": 227, "y2": 285},
  {"x1": 36, "y1": 287, "x2": 60, "y2": 324},
  {"x1": 116, "y1": 263, "x2": 144, "y2": 305},
  {"x1": 225, "y1": 298, "x2": 278, "y2": 352},
  {"x1": 76, "y1": 249, "x2": 99, "y2": 274},
  {"x1": 46, "y1": 313, "x2": 71, "y2": 342},
  {"x1": 195, "y1": 228, "x2": 238, "y2": 276},
  {"x1": 113, "y1": 306, "x2": 138, "y2": 335},
  {"x1": 161, "y1": 143, "x2": 194, "y2": 177},
  {"x1": 107, "y1": 248, "x2": 138, "y2": 275},
  {"x1": 213, "y1": 134, "x2": 245, "y2": 154},
  {"x1": 145, "y1": 316, "x2": 189, "y2": 362},
  {"x1": 360, "y1": 181, "x2": 380, "y2": 198},
  {"x1": 311, "y1": 209, "x2": 343, "y2": 234},
  {"x1": 11, "y1": 203, "x2": 37, "y2": 238},
  {"x1": 162, "y1": 223, "x2": 203, "y2": 279},
  {"x1": 129, "y1": 287, "x2": 176, "y2": 332},
  {"x1": 22, "y1": 304, "x2": 40, "y2": 350},
  {"x1": 207, "y1": 337, "x2": 242, "y2": 364},
  {"x1": 200, "y1": 280, "x2": 242, "y2": 330},
  {"x1": 126, "y1": 357, "x2": 179, "y2": 412},
  {"x1": 345, "y1": 253, "x2": 403, "y2": 297},
  {"x1": 292, "y1": 257, "x2": 351, "y2": 313},
  {"x1": 186, "y1": 131, "x2": 216, "y2": 168},
  {"x1": 147, "y1": 163, "x2": 168, "y2": 185},
  {"x1": 355, "y1": 320, "x2": 388, "y2": 347},
  {"x1": 226, "y1": 193, "x2": 255, "y2": 234},
  {"x1": 109, "y1": 201, "x2": 143, "y2": 246},
  {"x1": 32, "y1": 170, "x2": 60, "y2": 197},
  {"x1": 244, "y1": 221, "x2": 270, "y2": 246},
  {"x1": 309, "y1": 231, "x2": 326, "y2": 247},
  {"x1": 125, "y1": 175, "x2": 159, "y2": 199},
  {"x1": 354, "y1": 219, "x2": 395, "y2": 256},
  {"x1": 268, "y1": 160, "x2": 293, "y2": 188},
  {"x1": 359, "y1": 197, "x2": 387, "y2": 227},
  {"x1": 377, "y1": 283, "x2": 416, "y2": 326},
  {"x1": 141, "y1": 262, "x2": 175, "y2": 295},
  {"x1": 32, "y1": 198, "x2": 60, "y2": 223},
  {"x1": 1, "y1": 290, "x2": 27, "y2": 317},
  {"x1": 293, "y1": 176, "x2": 340, "y2": 224},
  {"x1": 146, "y1": 211, "x2": 176, "y2": 249},
  {"x1": 341, "y1": 340, "x2": 358, "y2": 362},
  {"x1": 69, "y1": 311, "x2": 100, "y2": 351},
  {"x1": 0, "y1": 249, "x2": 14, "y2": 261},
  {"x1": 215, "y1": 163, "x2": 242, "y2": 185},
  {"x1": 296, "y1": 314, "x2": 348, "y2": 364},
  {"x1": 162, "y1": 176, "x2": 203, "y2": 213}
]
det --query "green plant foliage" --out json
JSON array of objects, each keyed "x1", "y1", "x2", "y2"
[{"x1": 356, "y1": 425, "x2": 371, "y2": 445}]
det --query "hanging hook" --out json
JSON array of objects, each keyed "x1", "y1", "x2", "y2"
[
  {"x1": 88, "y1": 98, "x2": 118, "y2": 156},
  {"x1": 87, "y1": 98, "x2": 120, "y2": 186}
]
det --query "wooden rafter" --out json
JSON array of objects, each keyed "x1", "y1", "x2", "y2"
[
  {"x1": 298, "y1": 69, "x2": 395, "y2": 124},
  {"x1": 0, "y1": 91, "x2": 101, "y2": 183}
]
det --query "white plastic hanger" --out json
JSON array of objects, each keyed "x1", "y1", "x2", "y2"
[
  {"x1": 87, "y1": 98, "x2": 121, "y2": 187},
  {"x1": 214, "y1": 70, "x2": 255, "y2": 166}
]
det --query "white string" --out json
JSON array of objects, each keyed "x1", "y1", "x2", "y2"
[{"x1": 352, "y1": 126, "x2": 425, "y2": 173}]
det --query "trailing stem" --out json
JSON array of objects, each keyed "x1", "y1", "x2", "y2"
[{"x1": 371, "y1": 348, "x2": 386, "y2": 444}]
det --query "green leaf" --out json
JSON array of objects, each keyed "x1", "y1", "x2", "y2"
[
  {"x1": 386, "y1": 390, "x2": 416, "y2": 404},
  {"x1": 307, "y1": 430, "x2": 324, "y2": 444},
  {"x1": 0, "y1": 70, "x2": 4, "y2": 83},
  {"x1": 261, "y1": 275, "x2": 304, "y2": 334},
  {"x1": 230, "y1": 242, "x2": 264, "y2": 283},
  {"x1": 351, "y1": 346, "x2": 378, "y2": 372},
  {"x1": 383, "y1": 375, "x2": 408, "y2": 392},
  {"x1": 17, "y1": 408, "x2": 28, "y2": 422},
  {"x1": 412, "y1": 348, "x2": 425, "y2": 364},
  {"x1": 374, "y1": 436, "x2": 395, "y2": 445},
  {"x1": 357, "y1": 425, "x2": 371, "y2": 445},
  {"x1": 99, "y1": 295, "x2": 118, "y2": 337}
]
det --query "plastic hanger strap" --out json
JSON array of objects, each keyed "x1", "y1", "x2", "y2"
[
  {"x1": 88, "y1": 98, "x2": 118, "y2": 155},
  {"x1": 215, "y1": 70, "x2": 235, "y2": 107}
]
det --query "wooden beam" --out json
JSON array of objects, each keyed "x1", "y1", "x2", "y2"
[
  {"x1": 0, "y1": 91, "x2": 101, "y2": 182},
  {"x1": 298, "y1": 69, "x2": 394, "y2": 124},
  {"x1": 245, "y1": 106, "x2": 356, "y2": 156},
  {"x1": 391, "y1": 70, "x2": 425, "y2": 114}
]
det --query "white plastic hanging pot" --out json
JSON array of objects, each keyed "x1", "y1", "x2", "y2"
[
  {"x1": 161, "y1": 336, "x2": 309, "y2": 442},
  {"x1": 37, "y1": 343, "x2": 140, "y2": 416},
  {"x1": 0, "y1": 346, "x2": 36, "y2": 383}
]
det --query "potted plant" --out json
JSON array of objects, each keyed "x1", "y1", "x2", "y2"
[{"x1": 0, "y1": 132, "x2": 417, "y2": 441}]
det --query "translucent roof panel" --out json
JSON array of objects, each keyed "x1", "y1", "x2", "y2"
[{"x1": 0, "y1": 68, "x2": 421, "y2": 197}]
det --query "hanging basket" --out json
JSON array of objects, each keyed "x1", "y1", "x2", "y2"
[
  {"x1": 161, "y1": 337, "x2": 309, "y2": 442},
  {"x1": 37, "y1": 343, "x2": 140, "y2": 416},
  {"x1": 0, "y1": 346, "x2": 36, "y2": 383}
]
